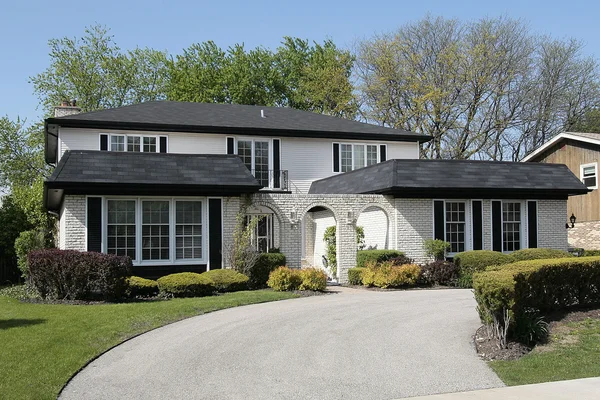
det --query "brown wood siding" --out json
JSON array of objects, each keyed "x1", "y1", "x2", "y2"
[{"x1": 533, "y1": 139, "x2": 600, "y2": 222}]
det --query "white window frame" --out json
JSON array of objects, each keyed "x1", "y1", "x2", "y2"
[
  {"x1": 580, "y1": 162, "x2": 598, "y2": 190},
  {"x1": 235, "y1": 137, "x2": 273, "y2": 187},
  {"x1": 105, "y1": 133, "x2": 161, "y2": 153},
  {"x1": 334, "y1": 142, "x2": 383, "y2": 173},
  {"x1": 247, "y1": 213, "x2": 274, "y2": 253},
  {"x1": 443, "y1": 200, "x2": 470, "y2": 256},
  {"x1": 499, "y1": 200, "x2": 527, "y2": 253},
  {"x1": 102, "y1": 196, "x2": 208, "y2": 266}
]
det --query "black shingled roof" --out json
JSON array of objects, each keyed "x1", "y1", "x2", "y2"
[
  {"x1": 308, "y1": 159, "x2": 590, "y2": 199},
  {"x1": 44, "y1": 150, "x2": 262, "y2": 211},
  {"x1": 47, "y1": 101, "x2": 428, "y2": 141}
]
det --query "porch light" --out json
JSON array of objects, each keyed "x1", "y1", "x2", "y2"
[
  {"x1": 569, "y1": 213, "x2": 576, "y2": 228},
  {"x1": 346, "y1": 211, "x2": 355, "y2": 225}
]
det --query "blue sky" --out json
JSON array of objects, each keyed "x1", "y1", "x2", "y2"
[{"x1": 2, "y1": 0, "x2": 599, "y2": 124}]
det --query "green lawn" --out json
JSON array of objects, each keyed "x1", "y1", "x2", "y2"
[
  {"x1": 0, "y1": 290, "x2": 298, "y2": 400},
  {"x1": 490, "y1": 318, "x2": 600, "y2": 385}
]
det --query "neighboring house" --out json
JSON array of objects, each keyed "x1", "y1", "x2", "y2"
[
  {"x1": 44, "y1": 101, "x2": 589, "y2": 282},
  {"x1": 522, "y1": 132, "x2": 600, "y2": 249}
]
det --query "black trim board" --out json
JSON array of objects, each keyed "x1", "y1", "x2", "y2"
[
  {"x1": 434, "y1": 200, "x2": 445, "y2": 241},
  {"x1": 100, "y1": 134, "x2": 108, "y2": 151},
  {"x1": 87, "y1": 197, "x2": 102, "y2": 252},
  {"x1": 209, "y1": 199, "x2": 223, "y2": 269},
  {"x1": 528, "y1": 201, "x2": 538, "y2": 248},
  {"x1": 472, "y1": 201, "x2": 483, "y2": 250},
  {"x1": 492, "y1": 201, "x2": 502, "y2": 252},
  {"x1": 227, "y1": 137, "x2": 235, "y2": 154},
  {"x1": 333, "y1": 143, "x2": 340, "y2": 172}
]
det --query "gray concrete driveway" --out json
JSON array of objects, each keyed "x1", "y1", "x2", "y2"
[{"x1": 60, "y1": 288, "x2": 503, "y2": 400}]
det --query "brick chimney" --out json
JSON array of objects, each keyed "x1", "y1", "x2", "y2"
[{"x1": 54, "y1": 99, "x2": 81, "y2": 117}]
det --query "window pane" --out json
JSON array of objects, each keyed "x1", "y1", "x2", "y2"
[
  {"x1": 107, "y1": 200, "x2": 136, "y2": 260},
  {"x1": 237, "y1": 140, "x2": 252, "y2": 170},
  {"x1": 445, "y1": 202, "x2": 465, "y2": 253},
  {"x1": 366, "y1": 145, "x2": 378, "y2": 166},
  {"x1": 175, "y1": 201, "x2": 202, "y2": 260},
  {"x1": 142, "y1": 201, "x2": 170, "y2": 260},
  {"x1": 353, "y1": 145, "x2": 365, "y2": 169},
  {"x1": 249, "y1": 214, "x2": 273, "y2": 253},
  {"x1": 254, "y1": 141, "x2": 269, "y2": 187},
  {"x1": 341, "y1": 144, "x2": 352, "y2": 172},
  {"x1": 502, "y1": 202, "x2": 521, "y2": 252},
  {"x1": 110, "y1": 135, "x2": 125, "y2": 152},
  {"x1": 143, "y1": 137, "x2": 157, "y2": 152},
  {"x1": 127, "y1": 136, "x2": 140, "y2": 152}
]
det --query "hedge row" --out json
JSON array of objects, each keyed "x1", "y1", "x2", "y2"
[
  {"x1": 267, "y1": 267, "x2": 327, "y2": 291},
  {"x1": 473, "y1": 256, "x2": 600, "y2": 343},
  {"x1": 454, "y1": 248, "x2": 573, "y2": 287},
  {"x1": 156, "y1": 269, "x2": 250, "y2": 297}
]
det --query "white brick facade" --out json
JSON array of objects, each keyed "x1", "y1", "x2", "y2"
[
  {"x1": 59, "y1": 193, "x2": 570, "y2": 283},
  {"x1": 61, "y1": 195, "x2": 86, "y2": 251}
]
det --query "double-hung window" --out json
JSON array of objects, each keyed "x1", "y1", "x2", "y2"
[
  {"x1": 237, "y1": 139, "x2": 270, "y2": 187},
  {"x1": 445, "y1": 201, "x2": 466, "y2": 253},
  {"x1": 105, "y1": 198, "x2": 205, "y2": 264},
  {"x1": 339, "y1": 143, "x2": 380, "y2": 172},
  {"x1": 581, "y1": 162, "x2": 598, "y2": 190},
  {"x1": 502, "y1": 202, "x2": 522, "y2": 252}
]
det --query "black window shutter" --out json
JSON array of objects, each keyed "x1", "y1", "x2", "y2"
[
  {"x1": 226, "y1": 137, "x2": 235, "y2": 154},
  {"x1": 87, "y1": 197, "x2": 102, "y2": 252},
  {"x1": 472, "y1": 201, "x2": 483, "y2": 250},
  {"x1": 273, "y1": 139, "x2": 281, "y2": 189},
  {"x1": 159, "y1": 136, "x2": 168, "y2": 153},
  {"x1": 100, "y1": 134, "x2": 108, "y2": 151},
  {"x1": 434, "y1": 200, "x2": 445, "y2": 241},
  {"x1": 492, "y1": 201, "x2": 502, "y2": 252},
  {"x1": 380, "y1": 145, "x2": 387, "y2": 162},
  {"x1": 333, "y1": 143, "x2": 340, "y2": 172},
  {"x1": 208, "y1": 199, "x2": 223, "y2": 269},
  {"x1": 528, "y1": 201, "x2": 538, "y2": 248}
]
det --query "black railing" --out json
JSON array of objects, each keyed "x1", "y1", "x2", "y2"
[{"x1": 251, "y1": 169, "x2": 289, "y2": 191}]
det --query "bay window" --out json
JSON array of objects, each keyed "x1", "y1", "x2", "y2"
[{"x1": 104, "y1": 198, "x2": 205, "y2": 264}]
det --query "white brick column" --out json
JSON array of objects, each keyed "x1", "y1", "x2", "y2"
[
  {"x1": 538, "y1": 200, "x2": 568, "y2": 250},
  {"x1": 62, "y1": 195, "x2": 86, "y2": 251}
]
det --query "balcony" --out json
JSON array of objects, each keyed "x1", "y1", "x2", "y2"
[{"x1": 252, "y1": 169, "x2": 289, "y2": 191}]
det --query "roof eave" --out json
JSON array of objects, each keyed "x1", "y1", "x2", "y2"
[
  {"x1": 522, "y1": 132, "x2": 600, "y2": 162},
  {"x1": 45, "y1": 118, "x2": 432, "y2": 143}
]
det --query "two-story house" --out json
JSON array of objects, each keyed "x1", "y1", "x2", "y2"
[
  {"x1": 522, "y1": 131, "x2": 600, "y2": 250},
  {"x1": 44, "y1": 101, "x2": 589, "y2": 282}
]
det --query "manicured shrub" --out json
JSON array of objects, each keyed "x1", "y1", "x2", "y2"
[
  {"x1": 157, "y1": 272, "x2": 215, "y2": 297},
  {"x1": 473, "y1": 256, "x2": 600, "y2": 345},
  {"x1": 356, "y1": 250, "x2": 403, "y2": 268},
  {"x1": 420, "y1": 260, "x2": 459, "y2": 286},
  {"x1": 389, "y1": 254, "x2": 414, "y2": 266},
  {"x1": 299, "y1": 268, "x2": 327, "y2": 291},
  {"x1": 582, "y1": 250, "x2": 600, "y2": 257},
  {"x1": 362, "y1": 261, "x2": 421, "y2": 288},
  {"x1": 248, "y1": 252, "x2": 287, "y2": 289},
  {"x1": 126, "y1": 276, "x2": 159, "y2": 298},
  {"x1": 348, "y1": 267, "x2": 365, "y2": 285},
  {"x1": 28, "y1": 249, "x2": 132, "y2": 300},
  {"x1": 454, "y1": 250, "x2": 513, "y2": 288},
  {"x1": 267, "y1": 266, "x2": 302, "y2": 291},
  {"x1": 510, "y1": 248, "x2": 573, "y2": 262},
  {"x1": 423, "y1": 239, "x2": 450, "y2": 260},
  {"x1": 202, "y1": 269, "x2": 249, "y2": 292},
  {"x1": 14, "y1": 229, "x2": 48, "y2": 278}
]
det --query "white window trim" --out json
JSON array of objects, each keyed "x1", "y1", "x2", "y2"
[
  {"x1": 443, "y1": 200, "x2": 471, "y2": 256},
  {"x1": 499, "y1": 200, "x2": 527, "y2": 253},
  {"x1": 234, "y1": 137, "x2": 274, "y2": 187},
  {"x1": 101, "y1": 196, "x2": 208, "y2": 266},
  {"x1": 334, "y1": 142, "x2": 383, "y2": 173},
  {"x1": 580, "y1": 162, "x2": 598, "y2": 190},
  {"x1": 104, "y1": 133, "x2": 161, "y2": 153}
]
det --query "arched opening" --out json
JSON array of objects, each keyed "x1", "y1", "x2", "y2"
[
  {"x1": 301, "y1": 205, "x2": 337, "y2": 280},
  {"x1": 356, "y1": 205, "x2": 390, "y2": 250},
  {"x1": 246, "y1": 204, "x2": 282, "y2": 253}
]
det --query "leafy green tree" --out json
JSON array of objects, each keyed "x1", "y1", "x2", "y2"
[
  {"x1": 0, "y1": 195, "x2": 33, "y2": 261},
  {"x1": 30, "y1": 25, "x2": 169, "y2": 114},
  {"x1": 571, "y1": 108, "x2": 600, "y2": 133}
]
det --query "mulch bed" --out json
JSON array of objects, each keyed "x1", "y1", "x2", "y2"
[{"x1": 474, "y1": 307, "x2": 600, "y2": 361}]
